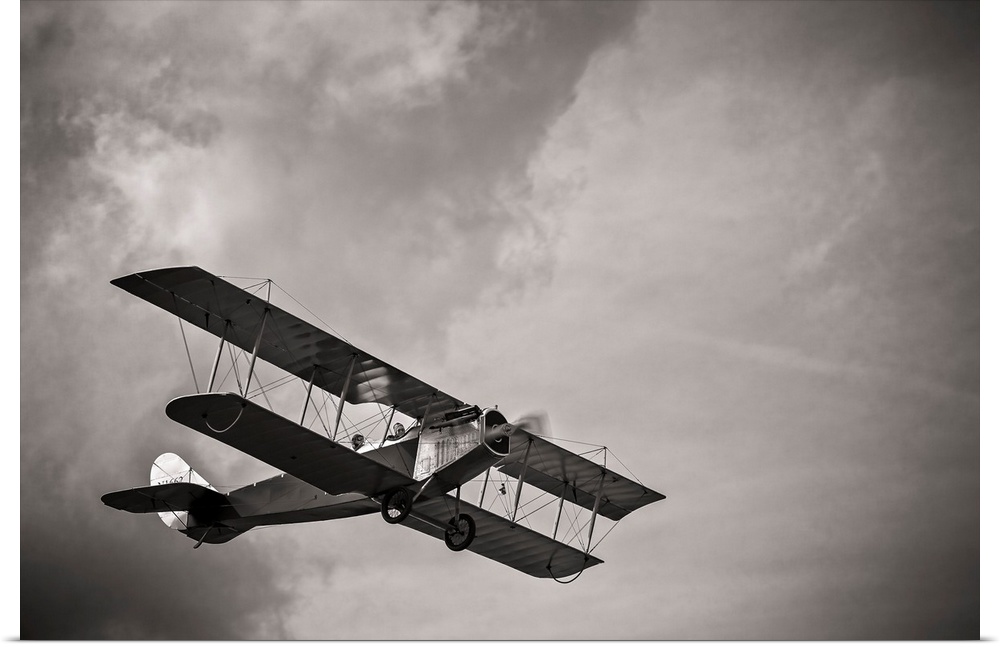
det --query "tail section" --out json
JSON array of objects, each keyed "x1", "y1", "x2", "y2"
[
  {"x1": 101, "y1": 452, "x2": 243, "y2": 546},
  {"x1": 150, "y1": 452, "x2": 216, "y2": 488},
  {"x1": 150, "y1": 452, "x2": 216, "y2": 530}
]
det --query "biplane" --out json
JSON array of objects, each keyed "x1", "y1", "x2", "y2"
[{"x1": 101, "y1": 267, "x2": 663, "y2": 580}]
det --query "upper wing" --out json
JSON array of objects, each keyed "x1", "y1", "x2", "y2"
[
  {"x1": 165, "y1": 393, "x2": 416, "y2": 497},
  {"x1": 401, "y1": 495, "x2": 603, "y2": 579},
  {"x1": 496, "y1": 430, "x2": 665, "y2": 521},
  {"x1": 113, "y1": 266, "x2": 466, "y2": 422}
]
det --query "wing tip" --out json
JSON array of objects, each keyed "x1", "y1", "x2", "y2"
[{"x1": 110, "y1": 265, "x2": 207, "y2": 287}]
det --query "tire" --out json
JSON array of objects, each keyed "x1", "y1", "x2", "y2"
[
  {"x1": 444, "y1": 513, "x2": 476, "y2": 551},
  {"x1": 380, "y1": 487, "x2": 412, "y2": 524}
]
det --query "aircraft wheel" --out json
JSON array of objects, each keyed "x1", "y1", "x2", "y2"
[
  {"x1": 444, "y1": 513, "x2": 476, "y2": 551},
  {"x1": 380, "y1": 487, "x2": 412, "y2": 524}
]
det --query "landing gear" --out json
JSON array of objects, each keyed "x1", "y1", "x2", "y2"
[
  {"x1": 444, "y1": 513, "x2": 476, "y2": 551},
  {"x1": 382, "y1": 485, "x2": 475, "y2": 551},
  {"x1": 380, "y1": 487, "x2": 412, "y2": 524}
]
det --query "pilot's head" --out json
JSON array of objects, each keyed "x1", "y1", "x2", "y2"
[
  {"x1": 392, "y1": 422, "x2": 405, "y2": 436},
  {"x1": 351, "y1": 434, "x2": 365, "y2": 450}
]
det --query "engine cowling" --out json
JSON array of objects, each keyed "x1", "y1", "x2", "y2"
[{"x1": 481, "y1": 408, "x2": 513, "y2": 456}]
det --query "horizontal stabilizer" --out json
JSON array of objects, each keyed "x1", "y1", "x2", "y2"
[
  {"x1": 101, "y1": 482, "x2": 229, "y2": 515},
  {"x1": 497, "y1": 431, "x2": 664, "y2": 521}
]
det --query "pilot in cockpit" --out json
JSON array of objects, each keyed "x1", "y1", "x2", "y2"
[
  {"x1": 387, "y1": 422, "x2": 406, "y2": 441},
  {"x1": 351, "y1": 434, "x2": 365, "y2": 451}
]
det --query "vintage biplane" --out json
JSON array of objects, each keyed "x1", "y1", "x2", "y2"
[{"x1": 101, "y1": 266, "x2": 663, "y2": 580}]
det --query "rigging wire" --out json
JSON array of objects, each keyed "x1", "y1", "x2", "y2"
[
  {"x1": 248, "y1": 367, "x2": 275, "y2": 412},
  {"x1": 563, "y1": 509, "x2": 586, "y2": 550},
  {"x1": 356, "y1": 357, "x2": 392, "y2": 445},
  {"x1": 545, "y1": 436, "x2": 607, "y2": 449},
  {"x1": 220, "y1": 275, "x2": 271, "y2": 285},
  {"x1": 214, "y1": 355, "x2": 237, "y2": 392},
  {"x1": 605, "y1": 447, "x2": 644, "y2": 485},
  {"x1": 493, "y1": 474, "x2": 513, "y2": 519},
  {"x1": 588, "y1": 519, "x2": 621, "y2": 553},
  {"x1": 270, "y1": 281, "x2": 351, "y2": 343},
  {"x1": 511, "y1": 488, "x2": 557, "y2": 524},
  {"x1": 227, "y1": 343, "x2": 244, "y2": 395},
  {"x1": 303, "y1": 385, "x2": 332, "y2": 437},
  {"x1": 245, "y1": 374, "x2": 299, "y2": 400}
]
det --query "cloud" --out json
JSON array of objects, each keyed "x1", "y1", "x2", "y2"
[
  {"x1": 20, "y1": 0, "x2": 977, "y2": 639},
  {"x1": 20, "y1": 1, "x2": 643, "y2": 639},
  {"x1": 21, "y1": 520, "x2": 295, "y2": 639},
  {"x1": 439, "y1": 1, "x2": 978, "y2": 638}
]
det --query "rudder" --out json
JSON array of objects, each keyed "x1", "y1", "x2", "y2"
[{"x1": 150, "y1": 452, "x2": 218, "y2": 530}]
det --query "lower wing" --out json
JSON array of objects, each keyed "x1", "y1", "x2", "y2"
[
  {"x1": 165, "y1": 393, "x2": 416, "y2": 498},
  {"x1": 401, "y1": 494, "x2": 603, "y2": 579}
]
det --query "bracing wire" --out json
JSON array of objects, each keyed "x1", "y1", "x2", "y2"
[
  {"x1": 270, "y1": 281, "x2": 350, "y2": 343},
  {"x1": 356, "y1": 357, "x2": 392, "y2": 445},
  {"x1": 303, "y1": 387, "x2": 332, "y2": 438},
  {"x1": 589, "y1": 519, "x2": 621, "y2": 553},
  {"x1": 605, "y1": 447, "x2": 644, "y2": 485},
  {"x1": 249, "y1": 368, "x2": 275, "y2": 411},
  {"x1": 225, "y1": 343, "x2": 276, "y2": 411},
  {"x1": 545, "y1": 436, "x2": 607, "y2": 450},
  {"x1": 220, "y1": 275, "x2": 271, "y2": 288},
  {"x1": 563, "y1": 509, "x2": 587, "y2": 550},
  {"x1": 228, "y1": 343, "x2": 244, "y2": 395},
  {"x1": 247, "y1": 373, "x2": 299, "y2": 397}
]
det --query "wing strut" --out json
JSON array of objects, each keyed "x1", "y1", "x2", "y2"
[
  {"x1": 242, "y1": 308, "x2": 270, "y2": 398},
  {"x1": 552, "y1": 481, "x2": 568, "y2": 539},
  {"x1": 511, "y1": 438, "x2": 534, "y2": 522},
  {"x1": 332, "y1": 354, "x2": 357, "y2": 441},
  {"x1": 299, "y1": 365, "x2": 317, "y2": 426},
  {"x1": 586, "y1": 470, "x2": 607, "y2": 554},
  {"x1": 175, "y1": 314, "x2": 201, "y2": 393},
  {"x1": 378, "y1": 406, "x2": 397, "y2": 448},
  {"x1": 207, "y1": 320, "x2": 230, "y2": 392},
  {"x1": 478, "y1": 466, "x2": 491, "y2": 507}
]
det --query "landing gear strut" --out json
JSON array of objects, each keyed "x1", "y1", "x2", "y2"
[
  {"x1": 380, "y1": 487, "x2": 412, "y2": 524},
  {"x1": 444, "y1": 513, "x2": 476, "y2": 551}
]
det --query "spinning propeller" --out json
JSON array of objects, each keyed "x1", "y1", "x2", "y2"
[{"x1": 509, "y1": 411, "x2": 552, "y2": 438}]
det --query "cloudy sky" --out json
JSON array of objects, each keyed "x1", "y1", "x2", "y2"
[{"x1": 20, "y1": 0, "x2": 979, "y2": 640}]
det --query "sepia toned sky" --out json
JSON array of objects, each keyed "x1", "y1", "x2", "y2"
[{"x1": 20, "y1": 0, "x2": 980, "y2": 639}]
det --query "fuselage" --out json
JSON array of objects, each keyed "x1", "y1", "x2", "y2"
[
  {"x1": 217, "y1": 436, "x2": 423, "y2": 532},
  {"x1": 178, "y1": 409, "x2": 513, "y2": 543}
]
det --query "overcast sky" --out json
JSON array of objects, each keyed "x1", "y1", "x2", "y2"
[{"x1": 20, "y1": 0, "x2": 979, "y2": 640}]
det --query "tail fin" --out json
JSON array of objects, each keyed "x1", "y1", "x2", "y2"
[
  {"x1": 150, "y1": 452, "x2": 217, "y2": 531},
  {"x1": 150, "y1": 452, "x2": 216, "y2": 489},
  {"x1": 102, "y1": 452, "x2": 243, "y2": 547}
]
